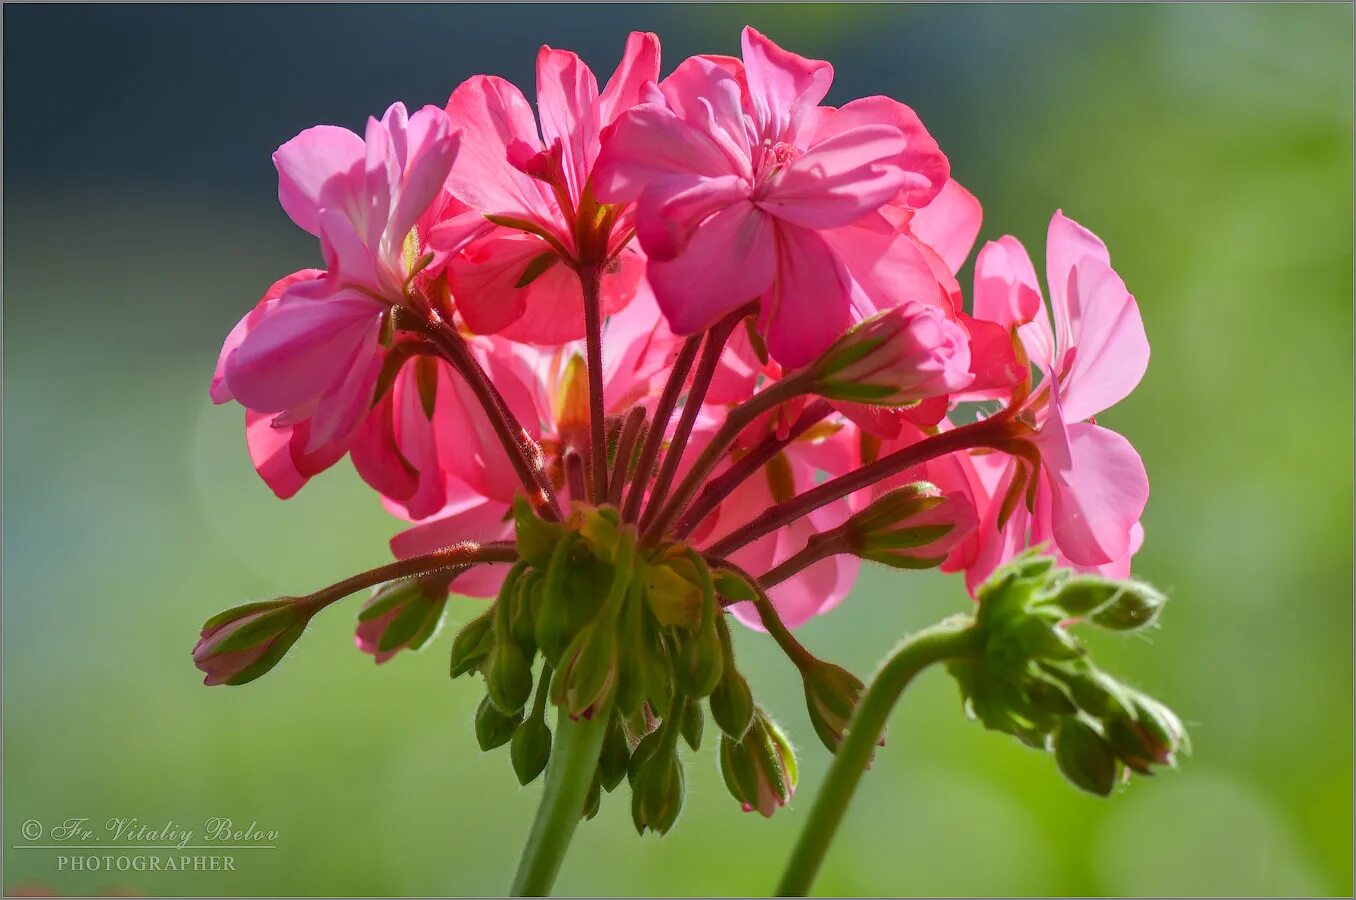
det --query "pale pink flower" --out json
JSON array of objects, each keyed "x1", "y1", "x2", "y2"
[
  {"x1": 434, "y1": 32, "x2": 661, "y2": 344},
  {"x1": 965, "y1": 211, "x2": 1150, "y2": 588},
  {"x1": 214, "y1": 102, "x2": 459, "y2": 491},
  {"x1": 593, "y1": 26, "x2": 950, "y2": 367}
]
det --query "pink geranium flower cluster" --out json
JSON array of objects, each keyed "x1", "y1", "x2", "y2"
[{"x1": 209, "y1": 25, "x2": 1149, "y2": 654}]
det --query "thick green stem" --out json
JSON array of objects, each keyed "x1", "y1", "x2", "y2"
[
  {"x1": 775, "y1": 618, "x2": 981, "y2": 897},
  {"x1": 510, "y1": 707, "x2": 609, "y2": 896}
]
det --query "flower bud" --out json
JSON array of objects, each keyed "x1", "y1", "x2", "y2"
[
  {"x1": 708, "y1": 617, "x2": 755, "y2": 740},
  {"x1": 803, "y1": 661, "x2": 866, "y2": 753},
  {"x1": 355, "y1": 576, "x2": 449, "y2": 664},
  {"x1": 485, "y1": 639, "x2": 535, "y2": 715},
  {"x1": 1104, "y1": 690, "x2": 1189, "y2": 773},
  {"x1": 512, "y1": 497, "x2": 566, "y2": 568},
  {"x1": 1049, "y1": 576, "x2": 1167, "y2": 632},
  {"x1": 597, "y1": 712, "x2": 630, "y2": 792},
  {"x1": 193, "y1": 599, "x2": 310, "y2": 686},
  {"x1": 510, "y1": 712, "x2": 552, "y2": 785},
  {"x1": 718, "y1": 709, "x2": 798, "y2": 818},
  {"x1": 551, "y1": 620, "x2": 619, "y2": 720},
  {"x1": 677, "y1": 621, "x2": 723, "y2": 700},
  {"x1": 475, "y1": 693, "x2": 522, "y2": 751},
  {"x1": 630, "y1": 739, "x2": 685, "y2": 835},
  {"x1": 448, "y1": 607, "x2": 496, "y2": 680},
  {"x1": 841, "y1": 483, "x2": 978, "y2": 570},
  {"x1": 1053, "y1": 717, "x2": 1120, "y2": 796},
  {"x1": 680, "y1": 699, "x2": 705, "y2": 751},
  {"x1": 808, "y1": 303, "x2": 973, "y2": 406},
  {"x1": 581, "y1": 771, "x2": 604, "y2": 822}
]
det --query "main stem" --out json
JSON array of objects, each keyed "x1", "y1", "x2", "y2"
[
  {"x1": 580, "y1": 265, "x2": 608, "y2": 502},
  {"x1": 622, "y1": 336, "x2": 701, "y2": 522},
  {"x1": 775, "y1": 618, "x2": 981, "y2": 897},
  {"x1": 510, "y1": 707, "x2": 610, "y2": 896}
]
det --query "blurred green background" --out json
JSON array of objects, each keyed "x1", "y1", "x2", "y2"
[{"x1": 3, "y1": 3, "x2": 1352, "y2": 896}]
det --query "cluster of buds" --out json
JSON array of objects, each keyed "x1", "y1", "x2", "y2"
[
  {"x1": 946, "y1": 552, "x2": 1189, "y2": 795},
  {"x1": 446, "y1": 499, "x2": 800, "y2": 832}
]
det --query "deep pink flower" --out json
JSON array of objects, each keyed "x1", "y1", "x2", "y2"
[
  {"x1": 214, "y1": 103, "x2": 459, "y2": 494},
  {"x1": 593, "y1": 26, "x2": 949, "y2": 367},
  {"x1": 435, "y1": 32, "x2": 661, "y2": 344},
  {"x1": 965, "y1": 211, "x2": 1150, "y2": 588}
]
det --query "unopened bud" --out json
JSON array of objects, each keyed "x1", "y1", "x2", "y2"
[
  {"x1": 844, "y1": 483, "x2": 977, "y2": 570},
  {"x1": 681, "y1": 700, "x2": 705, "y2": 751},
  {"x1": 449, "y1": 606, "x2": 496, "y2": 679},
  {"x1": 510, "y1": 712, "x2": 552, "y2": 785},
  {"x1": 718, "y1": 709, "x2": 798, "y2": 818},
  {"x1": 630, "y1": 740, "x2": 685, "y2": 835},
  {"x1": 581, "y1": 771, "x2": 604, "y2": 822},
  {"x1": 1104, "y1": 690, "x2": 1188, "y2": 773},
  {"x1": 803, "y1": 661, "x2": 866, "y2": 753},
  {"x1": 475, "y1": 693, "x2": 523, "y2": 751},
  {"x1": 551, "y1": 621, "x2": 619, "y2": 720},
  {"x1": 1050, "y1": 576, "x2": 1167, "y2": 632},
  {"x1": 598, "y1": 712, "x2": 631, "y2": 792},
  {"x1": 193, "y1": 599, "x2": 311, "y2": 686},
  {"x1": 808, "y1": 303, "x2": 973, "y2": 406},
  {"x1": 512, "y1": 496, "x2": 566, "y2": 568},
  {"x1": 355, "y1": 576, "x2": 449, "y2": 664},
  {"x1": 486, "y1": 639, "x2": 535, "y2": 715},
  {"x1": 677, "y1": 620, "x2": 723, "y2": 699},
  {"x1": 1054, "y1": 717, "x2": 1120, "y2": 796},
  {"x1": 709, "y1": 617, "x2": 755, "y2": 740}
]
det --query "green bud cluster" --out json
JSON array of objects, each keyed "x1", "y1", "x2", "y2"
[
  {"x1": 446, "y1": 499, "x2": 774, "y2": 832},
  {"x1": 946, "y1": 551, "x2": 1187, "y2": 796}
]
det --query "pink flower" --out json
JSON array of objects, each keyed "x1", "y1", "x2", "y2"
[
  {"x1": 593, "y1": 26, "x2": 950, "y2": 367},
  {"x1": 435, "y1": 32, "x2": 661, "y2": 344},
  {"x1": 214, "y1": 103, "x2": 459, "y2": 494},
  {"x1": 965, "y1": 211, "x2": 1150, "y2": 588}
]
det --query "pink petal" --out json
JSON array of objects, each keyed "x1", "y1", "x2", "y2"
[
  {"x1": 447, "y1": 231, "x2": 547, "y2": 335},
  {"x1": 974, "y1": 236, "x2": 1043, "y2": 331},
  {"x1": 444, "y1": 75, "x2": 558, "y2": 225},
  {"x1": 350, "y1": 387, "x2": 422, "y2": 508},
  {"x1": 761, "y1": 224, "x2": 853, "y2": 367},
  {"x1": 908, "y1": 179, "x2": 982, "y2": 273},
  {"x1": 656, "y1": 55, "x2": 753, "y2": 170},
  {"x1": 303, "y1": 325, "x2": 383, "y2": 452},
  {"x1": 804, "y1": 96, "x2": 949, "y2": 210},
  {"x1": 212, "y1": 269, "x2": 324, "y2": 404},
  {"x1": 593, "y1": 104, "x2": 741, "y2": 204},
  {"x1": 273, "y1": 125, "x2": 365, "y2": 236},
  {"x1": 818, "y1": 212, "x2": 951, "y2": 316},
  {"x1": 389, "y1": 495, "x2": 515, "y2": 598},
  {"x1": 758, "y1": 125, "x2": 909, "y2": 229},
  {"x1": 536, "y1": 46, "x2": 601, "y2": 203},
  {"x1": 598, "y1": 32, "x2": 661, "y2": 125},
  {"x1": 387, "y1": 105, "x2": 459, "y2": 248},
  {"x1": 1045, "y1": 209, "x2": 1111, "y2": 357},
  {"x1": 635, "y1": 172, "x2": 749, "y2": 260},
  {"x1": 1045, "y1": 422, "x2": 1148, "y2": 566},
  {"x1": 646, "y1": 201, "x2": 776, "y2": 335},
  {"x1": 1053, "y1": 256, "x2": 1149, "y2": 423},
  {"x1": 224, "y1": 290, "x2": 386, "y2": 414},
  {"x1": 740, "y1": 26, "x2": 832, "y2": 144}
]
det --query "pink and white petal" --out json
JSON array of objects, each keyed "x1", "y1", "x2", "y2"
[
  {"x1": 445, "y1": 75, "x2": 557, "y2": 223},
  {"x1": 1046, "y1": 422, "x2": 1148, "y2": 567},
  {"x1": 387, "y1": 106, "x2": 459, "y2": 247},
  {"x1": 224, "y1": 290, "x2": 386, "y2": 414},
  {"x1": 599, "y1": 32, "x2": 662, "y2": 125},
  {"x1": 740, "y1": 26, "x2": 833, "y2": 144},
  {"x1": 273, "y1": 125, "x2": 366, "y2": 236},
  {"x1": 804, "y1": 96, "x2": 948, "y2": 209},
  {"x1": 907, "y1": 179, "x2": 981, "y2": 273},
  {"x1": 761, "y1": 224, "x2": 854, "y2": 368},
  {"x1": 646, "y1": 201, "x2": 777, "y2": 335},
  {"x1": 536, "y1": 47, "x2": 602, "y2": 202},
  {"x1": 759, "y1": 125, "x2": 908, "y2": 229},
  {"x1": 316, "y1": 207, "x2": 385, "y2": 295},
  {"x1": 1055, "y1": 257, "x2": 1149, "y2": 423}
]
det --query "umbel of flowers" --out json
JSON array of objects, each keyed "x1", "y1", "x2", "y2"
[{"x1": 196, "y1": 27, "x2": 1185, "y2": 897}]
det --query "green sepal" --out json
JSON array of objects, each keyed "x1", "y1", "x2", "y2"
[
  {"x1": 510, "y1": 714, "x2": 552, "y2": 785},
  {"x1": 448, "y1": 607, "x2": 496, "y2": 679},
  {"x1": 680, "y1": 699, "x2": 704, "y2": 751},
  {"x1": 212, "y1": 605, "x2": 299, "y2": 655},
  {"x1": 224, "y1": 621, "x2": 306, "y2": 686},
  {"x1": 513, "y1": 497, "x2": 566, "y2": 568},
  {"x1": 475, "y1": 693, "x2": 522, "y2": 751},
  {"x1": 1054, "y1": 717, "x2": 1119, "y2": 796}
]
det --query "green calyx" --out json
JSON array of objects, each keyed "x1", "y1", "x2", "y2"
[{"x1": 947, "y1": 551, "x2": 1189, "y2": 795}]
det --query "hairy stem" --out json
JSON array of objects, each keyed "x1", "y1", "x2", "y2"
[
  {"x1": 640, "y1": 305, "x2": 759, "y2": 538},
  {"x1": 673, "y1": 399, "x2": 833, "y2": 540},
  {"x1": 303, "y1": 542, "x2": 518, "y2": 610},
  {"x1": 421, "y1": 322, "x2": 562, "y2": 521},
  {"x1": 607, "y1": 406, "x2": 647, "y2": 507},
  {"x1": 709, "y1": 558, "x2": 816, "y2": 671},
  {"x1": 579, "y1": 265, "x2": 609, "y2": 502},
  {"x1": 775, "y1": 618, "x2": 981, "y2": 897},
  {"x1": 510, "y1": 707, "x2": 610, "y2": 896},
  {"x1": 622, "y1": 336, "x2": 701, "y2": 523},
  {"x1": 708, "y1": 414, "x2": 1018, "y2": 558}
]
